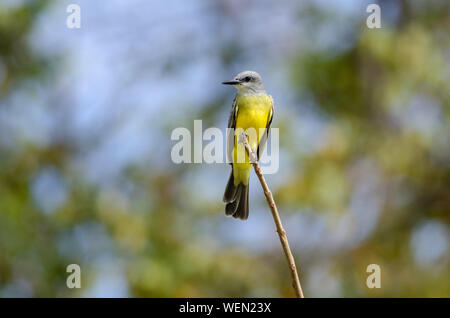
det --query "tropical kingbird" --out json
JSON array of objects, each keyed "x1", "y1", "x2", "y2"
[{"x1": 222, "y1": 71, "x2": 274, "y2": 220}]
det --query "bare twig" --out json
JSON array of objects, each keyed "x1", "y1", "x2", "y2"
[{"x1": 239, "y1": 133, "x2": 305, "y2": 298}]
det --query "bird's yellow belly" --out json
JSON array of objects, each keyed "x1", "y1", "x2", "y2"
[
  {"x1": 235, "y1": 109, "x2": 267, "y2": 148},
  {"x1": 232, "y1": 94, "x2": 272, "y2": 185}
]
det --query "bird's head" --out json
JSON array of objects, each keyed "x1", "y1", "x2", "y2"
[{"x1": 222, "y1": 70, "x2": 265, "y2": 94}]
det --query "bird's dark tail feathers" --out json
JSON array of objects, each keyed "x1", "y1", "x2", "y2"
[{"x1": 223, "y1": 171, "x2": 249, "y2": 220}]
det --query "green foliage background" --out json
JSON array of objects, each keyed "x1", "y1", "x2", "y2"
[{"x1": 0, "y1": 0, "x2": 449, "y2": 297}]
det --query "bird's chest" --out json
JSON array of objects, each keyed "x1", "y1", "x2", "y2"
[{"x1": 235, "y1": 95, "x2": 270, "y2": 130}]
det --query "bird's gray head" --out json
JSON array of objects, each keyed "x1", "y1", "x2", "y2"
[{"x1": 222, "y1": 70, "x2": 265, "y2": 94}]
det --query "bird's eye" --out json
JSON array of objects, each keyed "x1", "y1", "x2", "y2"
[{"x1": 244, "y1": 76, "x2": 252, "y2": 82}]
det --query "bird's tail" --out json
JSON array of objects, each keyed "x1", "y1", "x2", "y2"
[{"x1": 223, "y1": 171, "x2": 249, "y2": 220}]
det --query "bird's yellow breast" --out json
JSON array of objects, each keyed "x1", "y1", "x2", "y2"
[
  {"x1": 232, "y1": 93, "x2": 272, "y2": 185},
  {"x1": 235, "y1": 93, "x2": 272, "y2": 141}
]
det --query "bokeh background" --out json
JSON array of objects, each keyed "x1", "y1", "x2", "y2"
[{"x1": 0, "y1": 0, "x2": 449, "y2": 297}]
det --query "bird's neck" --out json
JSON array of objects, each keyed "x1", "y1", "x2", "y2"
[{"x1": 236, "y1": 87, "x2": 266, "y2": 96}]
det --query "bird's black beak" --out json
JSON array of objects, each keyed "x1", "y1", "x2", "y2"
[{"x1": 222, "y1": 80, "x2": 240, "y2": 85}]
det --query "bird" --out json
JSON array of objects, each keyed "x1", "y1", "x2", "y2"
[{"x1": 222, "y1": 71, "x2": 274, "y2": 220}]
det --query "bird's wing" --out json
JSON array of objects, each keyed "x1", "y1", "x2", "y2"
[
  {"x1": 256, "y1": 95, "x2": 274, "y2": 160},
  {"x1": 226, "y1": 96, "x2": 237, "y2": 164}
]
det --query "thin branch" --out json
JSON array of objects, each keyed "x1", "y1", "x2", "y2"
[{"x1": 239, "y1": 133, "x2": 305, "y2": 298}]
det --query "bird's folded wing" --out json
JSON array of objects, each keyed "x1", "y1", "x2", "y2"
[
  {"x1": 257, "y1": 95, "x2": 274, "y2": 160},
  {"x1": 227, "y1": 96, "x2": 237, "y2": 164}
]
